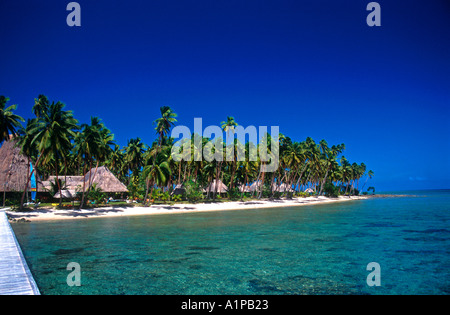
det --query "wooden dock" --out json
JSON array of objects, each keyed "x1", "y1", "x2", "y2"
[{"x1": 0, "y1": 210, "x2": 40, "y2": 295}]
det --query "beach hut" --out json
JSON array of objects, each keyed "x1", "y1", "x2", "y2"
[
  {"x1": 43, "y1": 176, "x2": 84, "y2": 191},
  {"x1": 203, "y1": 179, "x2": 228, "y2": 194},
  {"x1": 171, "y1": 184, "x2": 186, "y2": 195},
  {"x1": 304, "y1": 188, "x2": 315, "y2": 193},
  {"x1": 248, "y1": 180, "x2": 263, "y2": 192},
  {"x1": 0, "y1": 137, "x2": 43, "y2": 192},
  {"x1": 53, "y1": 189, "x2": 76, "y2": 199},
  {"x1": 82, "y1": 166, "x2": 128, "y2": 193},
  {"x1": 272, "y1": 183, "x2": 294, "y2": 193},
  {"x1": 238, "y1": 184, "x2": 251, "y2": 193}
]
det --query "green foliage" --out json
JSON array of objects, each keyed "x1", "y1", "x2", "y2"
[
  {"x1": 184, "y1": 181, "x2": 203, "y2": 203},
  {"x1": 172, "y1": 194, "x2": 182, "y2": 202},
  {"x1": 367, "y1": 186, "x2": 376, "y2": 195},
  {"x1": 272, "y1": 191, "x2": 282, "y2": 199},
  {"x1": 323, "y1": 182, "x2": 340, "y2": 198},
  {"x1": 47, "y1": 179, "x2": 66, "y2": 196},
  {"x1": 87, "y1": 183, "x2": 106, "y2": 204},
  {"x1": 157, "y1": 191, "x2": 170, "y2": 202},
  {"x1": 227, "y1": 187, "x2": 240, "y2": 200},
  {"x1": 261, "y1": 183, "x2": 272, "y2": 198}
]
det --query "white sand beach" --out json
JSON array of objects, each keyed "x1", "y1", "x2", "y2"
[{"x1": 5, "y1": 196, "x2": 367, "y2": 222}]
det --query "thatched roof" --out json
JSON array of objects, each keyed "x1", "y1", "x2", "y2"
[
  {"x1": 82, "y1": 166, "x2": 128, "y2": 193},
  {"x1": 304, "y1": 188, "x2": 315, "y2": 193},
  {"x1": 54, "y1": 189, "x2": 76, "y2": 199},
  {"x1": 171, "y1": 184, "x2": 186, "y2": 195},
  {"x1": 43, "y1": 166, "x2": 128, "y2": 194},
  {"x1": 0, "y1": 138, "x2": 44, "y2": 192},
  {"x1": 272, "y1": 183, "x2": 294, "y2": 192},
  {"x1": 239, "y1": 184, "x2": 251, "y2": 193},
  {"x1": 248, "y1": 180, "x2": 263, "y2": 192},
  {"x1": 43, "y1": 176, "x2": 84, "y2": 191},
  {"x1": 203, "y1": 179, "x2": 228, "y2": 193}
]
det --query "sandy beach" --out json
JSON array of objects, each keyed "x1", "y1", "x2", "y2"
[{"x1": 5, "y1": 196, "x2": 367, "y2": 222}]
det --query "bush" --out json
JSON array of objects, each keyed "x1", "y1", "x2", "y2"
[
  {"x1": 184, "y1": 181, "x2": 203, "y2": 203},
  {"x1": 323, "y1": 182, "x2": 340, "y2": 198},
  {"x1": 272, "y1": 191, "x2": 282, "y2": 199},
  {"x1": 227, "y1": 187, "x2": 240, "y2": 200},
  {"x1": 172, "y1": 194, "x2": 182, "y2": 202},
  {"x1": 88, "y1": 184, "x2": 106, "y2": 204}
]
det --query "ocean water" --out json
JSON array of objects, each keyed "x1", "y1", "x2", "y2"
[{"x1": 11, "y1": 190, "x2": 450, "y2": 295}]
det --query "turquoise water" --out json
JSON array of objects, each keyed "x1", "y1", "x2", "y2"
[{"x1": 12, "y1": 190, "x2": 450, "y2": 295}]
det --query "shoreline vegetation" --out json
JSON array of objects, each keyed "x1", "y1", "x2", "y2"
[
  {"x1": 6, "y1": 195, "x2": 371, "y2": 222},
  {"x1": 1, "y1": 95, "x2": 375, "y2": 215}
]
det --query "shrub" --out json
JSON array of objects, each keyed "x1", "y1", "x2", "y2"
[
  {"x1": 172, "y1": 194, "x2": 182, "y2": 202},
  {"x1": 323, "y1": 182, "x2": 340, "y2": 198},
  {"x1": 227, "y1": 187, "x2": 240, "y2": 200},
  {"x1": 88, "y1": 183, "x2": 106, "y2": 204},
  {"x1": 184, "y1": 181, "x2": 203, "y2": 203}
]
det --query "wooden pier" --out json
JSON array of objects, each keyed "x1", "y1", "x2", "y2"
[{"x1": 0, "y1": 210, "x2": 40, "y2": 295}]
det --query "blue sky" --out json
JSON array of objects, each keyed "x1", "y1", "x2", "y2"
[{"x1": 1, "y1": 0, "x2": 449, "y2": 191}]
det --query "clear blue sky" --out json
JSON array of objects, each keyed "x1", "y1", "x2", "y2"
[{"x1": 1, "y1": 0, "x2": 449, "y2": 191}]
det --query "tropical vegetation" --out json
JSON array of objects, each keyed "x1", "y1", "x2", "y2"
[{"x1": 0, "y1": 94, "x2": 374, "y2": 209}]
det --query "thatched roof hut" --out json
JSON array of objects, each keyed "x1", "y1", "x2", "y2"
[
  {"x1": 43, "y1": 176, "x2": 84, "y2": 191},
  {"x1": 304, "y1": 188, "x2": 315, "y2": 193},
  {"x1": 0, "y1": 138, "x2": 43, "y2": 192},
  {"x1": 82, "y1": 166, "x2": 128, "y2": 193},
  {"x1": 272, "y1": 183, "x2": 294, "y2": 192},
  {"x1": 239, "y1": 184, "x2": 251, "y2": 193},
  {"x1": 248, "y1": 180, "x2": 263, "y2": 192},
  {"x1": 171, "y1": 184, "x2": 186, "y2": 195},
  {"x1": 203, "y1": 179, "x2": 228, "y2": 194},
  {"x1": 54, "y1": 189, "x2": 76, "y2": 199}
]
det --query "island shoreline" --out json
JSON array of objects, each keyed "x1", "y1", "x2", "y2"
[{"x1": 6, "y1": 195, "x2": 368, "y2": 222}]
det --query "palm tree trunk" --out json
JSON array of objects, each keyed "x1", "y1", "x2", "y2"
[
  {"x1": 258, "y1": 163, "x2": 266, "y2": 199},
  {"x1": 361, "y1": 177, "x2": 369, "y2": 193},
  {"x1": 56, "y1": 164, "x2": 63, "y2": 207},
  {"x1": 19, "y1": 149, "x2": 44, "y2": 210},
  {"x1": 241, "y1": 172, "x2": 248, "y2": 201},
  {"x1": 83, "y1": 160, "x2": 98, "y2": 207},
  {"x1": 252, "y1": 165, "x2": 262, "y2": 198},
  {"x1": 144, "y1": 178, "x2": 150, "y2": 206},
  {"x1": 229, "y1": 161, "x2": 236, "y2": 190},
  {"x1": 79, "y1": 161, "x2": 88, "y2": 209},
  {"x1": 319, "y1": 163, "x2": 331, "y2": 195}
]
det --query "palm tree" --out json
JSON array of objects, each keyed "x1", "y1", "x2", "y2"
[
  {"x1": 238, "y1": 159, "x2": 258, "y2": 200},
  {"x1": 32, "y1": 95, "x2": 49, "y2": 118},
  {"x1": 107, "y1": 144, "x2": 126, "y2": 181},
  {"x1": 0, "y1": 96, "x2": 25, "y2": 143},
  {"x1": 220, "y1": 116, "x2": 238, "y2": 144},
  {"x1": 125, "y1": 137, "x2": 146, "y2": 180},
  {"x1": 142, "y1": 150, "x2": 171, "y2": 206},
  {"x1": 20, "y1": 100, "x2": 79, "y2": 208},
  {"x1": 154, "y1": 106, "x2": 177, "y2": 146},
  {"x1": 74, "y1": 117, "x2": 114, "y2": 208},
  {"x1": 361, "y1": 169, "x2": 374, "y2": 193}
]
